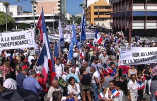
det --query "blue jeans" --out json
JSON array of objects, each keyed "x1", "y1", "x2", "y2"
[{"x1": 91, "y1": 83, "x2": 99, "y2": 101}]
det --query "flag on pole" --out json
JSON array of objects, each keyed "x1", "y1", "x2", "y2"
[
  {"x1": 72, "y1": 23, "x2": 77, "y2": 44},
  {"x1": 80, "y1": 11, "x2": 86, "y2": 42},
  {"x1": 67, "y1": 23, "x2": 77, "y2": 60},
  {"x1": 95, "y1": 29, "x2": 98, "y2": 39},
  {"x1": 54, "y1": 41, "x2": 59, "y2": 58},
  {"x1": 36, "y1": 8, "x2": 56, "y2": 84},
  {"x1": 68, "y1": 38, "x2": 74, "y2": 60},
  {"x1": 36, "y1": 13, "x2": 43, "y2": 42},
  {"x1": 94, "y1": 29, "x2": 103, "y2": 44},
  {"x1": 59, "y1": 20, "x2": 64, "y2": 47}
]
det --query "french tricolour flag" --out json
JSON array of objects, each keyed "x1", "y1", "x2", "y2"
[
  {"x1": 94, "y1": 29, "x2": 103, "y2": 44},
  {"x1": 36, "y1": 8, "x2": 56, "y2": 84},
  {"x1": 137, "y1": 82, "x2": 145, "y2": 90},
  {"x1": 111, "y1": 89, "x2": 120, "y2": 99},
  {"x1": 99, "y1": 92, "x2": 105, "y2": 99},
  {"x1": 103, "y1": 63, "x2": 113, "y2": 75}
]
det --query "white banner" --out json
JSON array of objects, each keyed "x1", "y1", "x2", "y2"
[
  {"x1": 86, "y1": 33, "x2": 95, "y2": 39},
  {"x1": 119, "y1": 47, "x2": 157, "y2": 66},
  {"x1": 0, "y1": 30, "x2": 35, "y2": 50}
]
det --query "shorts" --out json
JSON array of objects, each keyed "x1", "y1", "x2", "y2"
[{"x1": 81, "y1": 85, "x2": 91, "y2": 92}]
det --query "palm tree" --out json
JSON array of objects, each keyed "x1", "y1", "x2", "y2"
[
  {"x1": 79, "y1": 4, "x2": 84, "y2": 11},
  {"x1": 3, "y1": 1, "x2": 9, "y2": 32}
]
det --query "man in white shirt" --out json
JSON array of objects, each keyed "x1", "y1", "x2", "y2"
[
  {"x1": 62, "y1": 67, "x2": 69, "y2": 81},
  {"x1": 47, "y1": 80, "x2": 62, "y2": 100},
  {"x1": 69, "y1": 61, "x2": 80, "y2": 76},
  {"x1": 90, "y1": 66, "x2": 100, "y2": 101},
  {"x1": 55, "y1": 58, "x2": 64, "y2": 79},
  {"x1": 3, "y1": 74, "x2": 17, "y2": 90},
  {"x1": 28, "y1": 52, "x2": 35, "y2": 65}
]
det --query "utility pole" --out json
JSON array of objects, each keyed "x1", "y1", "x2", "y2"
[
  {"x1": 53, "y1": 10, "x2": 54, "y2": 33},
  {"x1": 5, "y1": 0, "x2": 8, "y2": 32},
  {"x1": 32, "y1": 0, "x2": 36, "y2": 35}
]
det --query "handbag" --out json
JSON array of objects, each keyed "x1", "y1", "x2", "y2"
[{"x1": 58, "y1": 77, "x2": 67, "y2": 87}]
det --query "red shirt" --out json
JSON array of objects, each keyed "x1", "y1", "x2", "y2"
[{"x1": 38, "y1": 78, "x2": 47, "y2": 92}]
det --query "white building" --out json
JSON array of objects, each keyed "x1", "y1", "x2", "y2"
[
  {"x1": 75, "y1": 13, "x2": 82, "y2": 17},
  {"x1": 66, "y1": 13, "x2": 72, "y2": 20},
  {"x1": 9, "y1": 5, "x2": 23, "y2": 16},
  {"x1": 0, "y1": 2, "x2": 9, "y2": 14}
]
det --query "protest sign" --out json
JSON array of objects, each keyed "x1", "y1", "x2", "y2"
[
  {"x1": 119, "y1": 47, "x2": 157, "y2": 65},
  {"x1": 0, "y1": 30, "x2": 35, "y2": 50},
  {"x1": 86, "y1": 33, "x2": 95, "y2": 39}
]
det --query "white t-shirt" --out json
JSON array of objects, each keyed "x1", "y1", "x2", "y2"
[
  {"x1": 91, "y1": 71, "x2": 100, "y2": 84},
  {"x1": 3, "y1": 78, "x2": 17, "y2": 90},
  {"x1": 28, "y1": 55, "x2": 35, "y2": 65},
  {"x1": 69, "y1": 67, "x2": 80, "y2": 76},
  {"x1": 55, "y1": 64, "x2": 64, "y2": 77},
  {"x1": 127, "y1": 80, "x2": 138, "y2": 94}
]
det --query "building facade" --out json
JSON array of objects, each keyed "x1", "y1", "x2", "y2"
[
  {"x1": 0, "y1": 2, "x2": 9, "y2": 14},
  {"x1": 33, "y1": 0, "x2": 66, "y2": 15},
  {"x1": 111, "y1": 0, "x2": 157, "y2": 42},
  {"x1": 9, "y1": 5, "x2": 23, "y2": 16},
  {"x1": 86, "y1": 0, "x2": 112, "y2": 29}
]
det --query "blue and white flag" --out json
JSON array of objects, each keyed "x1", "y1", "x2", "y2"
[
  {"x1": 72, "y1": 23, "x2": 77, "y2": 44},
  {"x1": 59, "y1": 20, "x2": 64, "y2": 47},
  {"x1": 80, "y1": 11, "x2": 86, "y2": 42}
]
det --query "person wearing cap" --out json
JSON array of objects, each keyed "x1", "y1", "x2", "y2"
[
  {"x1": 23, "y1": 71, "x2": 42, "y2": 94},
  {"x1": 69, "y1": 61, "x2": 80, "y2": 76},
  {"x1": 16, "y1": 68, "x2": 29, "y2": 89},
  {"x1": 3, "y1": 73, "x2": 17, "y2": 90}
]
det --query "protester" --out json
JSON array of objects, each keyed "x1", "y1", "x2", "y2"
[
  {"x1": 80, "y1": 66, "x2": 92, "y2": 101},
  {"x1": 128, "y1": 65, "x2": 137, "y2": 78},
  {"x1": 55, "y1": 58, "x2": 64, "y2": 79},
  {"x1": 23, "y1": 71, "x2": 42, "y2": 94},
  {"x1": 150, "y1": 75, "x2": 157, "y2": 101},
  {"x1": 0, "y1": 61, "x2": 13, "y2": 80},
  {"x1": 127, "y1": 74, "x2": 138, "y2": 101},
  {"x1": 67, "y1": 77, "x2": 81, "y2": 100},
  {"x1": 137, "y1": 72, "x2": 145, "y2": 100},
  {"x1": 90, "y1": 66, "x2": 100, "y2": 101},
  {"x1": 47, "y1": 80, "x2": 62, "y2": 100},
  {"x1": 142, "y1": 64, "x2": 152, "y2": 95},
  {"x1": 16, "y1": 68, "x2": 28, "y2": 89},
  {"x1": 66, "y1": 68, "x2": 80, "y2": 83},
  {"x1": 3, "y1": 73, "x2": 17, "y2": 90}
]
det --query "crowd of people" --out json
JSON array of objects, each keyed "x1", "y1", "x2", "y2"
[{"x1": 0, "y1": 31, "x2": 157, "y2": 101}]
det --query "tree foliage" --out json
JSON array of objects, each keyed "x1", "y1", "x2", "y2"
[
  {"x1": 3, "y1": 2, "x2": 9, "y2": 7},
  {"x1": 0, "y1": 11, "x2": 15, "y2": 32},
  {"x1": 18, "y1": 23, "x2": 28, "y2": 30}
]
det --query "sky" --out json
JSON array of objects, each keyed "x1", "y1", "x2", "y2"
[{"x1": 7, "y1": 0, "x2": 84, "y2": 15}]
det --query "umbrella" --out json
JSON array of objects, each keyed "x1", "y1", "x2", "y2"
[{"x1": 0, "y1": 89, "x2": 40, "y2": 101}]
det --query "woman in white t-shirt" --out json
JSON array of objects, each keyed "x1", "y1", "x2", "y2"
[{"x1": 67, "y1": 77, "x2": 80, "y2": 100}]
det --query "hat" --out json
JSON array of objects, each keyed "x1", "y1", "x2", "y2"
[
  {"x1": 30, "y1": 52, "x2": 35, "y2": 56},
  {"x1": 16, "y1": 56, "x2": 21, "y2": 61},
  {"x1": 22, "y1": 66, "x2": 29, "y2": 70},
  {"x1": 71, "y1": 61, "x2": 76, "y2": 66}
]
